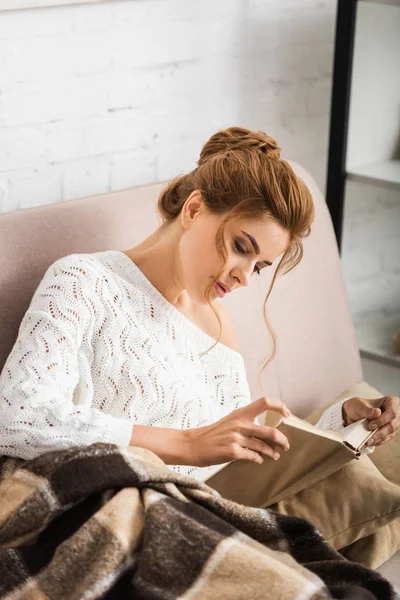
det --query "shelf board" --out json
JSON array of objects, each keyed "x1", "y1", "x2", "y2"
[
  {"x1": 359, "y1": 0, "x2": 400, "y2": 6},
  {"x1": 347, "y1": 160, "x2": 400, "y2": 190},
  {"x1": 355, "y1": 312, "x2": 400, "y2": 369}
]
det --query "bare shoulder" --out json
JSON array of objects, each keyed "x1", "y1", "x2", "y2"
[{"x1": 214, "y1": 301, "x2": 241, "y2": 352}]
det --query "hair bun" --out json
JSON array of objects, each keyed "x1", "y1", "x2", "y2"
[{"x1": 198, "y1": 126, "x2": 281, "y2": 166}]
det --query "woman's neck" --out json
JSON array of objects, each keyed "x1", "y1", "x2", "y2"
[{"x1": 122, "y1": 226, "x2": 190, "y2": 310}]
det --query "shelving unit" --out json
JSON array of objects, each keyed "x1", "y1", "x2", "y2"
[
  {"x1": 326, "y1": 0, "x2": 400, "y2": 370},
  {"x1": 355, "y1": 312, "x2": 400, "y2": 368},
  {"x1": 347, "y1": 160, "x2": 400, "y2": 190}
]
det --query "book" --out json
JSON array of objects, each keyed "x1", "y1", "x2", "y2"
[{"x1": 205, "y1": 413, "x2": 375, "y2": 508}]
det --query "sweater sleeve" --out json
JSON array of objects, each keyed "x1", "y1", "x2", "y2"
[
  {"x1": 0, "y1": 255, "x2": 133, "y2": 460},
  {"x1": 315, "y1": 398, "x2": 374, "y2": 455}
]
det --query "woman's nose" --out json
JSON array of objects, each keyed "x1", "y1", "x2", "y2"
[{"x1": 231, "y1": 266, "x2": 252, "y2": 287}]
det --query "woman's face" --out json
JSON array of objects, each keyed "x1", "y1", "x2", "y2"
[{"x1": 179, "y1": 192, "x2": 290, "y2": 305}]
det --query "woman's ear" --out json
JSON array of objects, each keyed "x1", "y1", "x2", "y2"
[{"x1": 180, "y1": 191, "x2": 205, "y2": 229}]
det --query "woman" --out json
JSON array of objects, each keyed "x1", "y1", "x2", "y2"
[{"x1": 0, "y1": 127, "x2": 398, "y2": 484}]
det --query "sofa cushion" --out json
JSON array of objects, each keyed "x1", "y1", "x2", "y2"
[
  {"x1": 340, "y1": 519, "x2": 400, "y2": 570},
  {"x1": 281, "y1": 380, "x2": 400, "y2": 570},
  {"x1": 269, "y1": 453, "x2": 400, "y2": 555}
]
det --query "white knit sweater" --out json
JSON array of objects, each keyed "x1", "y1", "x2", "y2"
[{"x1": 0, "y1": 250, "x2": 362, "y2": 481}]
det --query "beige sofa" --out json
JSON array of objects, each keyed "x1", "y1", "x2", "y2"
[{"x1": 0, "y1": 162, "x2": 398, "y2": 585}]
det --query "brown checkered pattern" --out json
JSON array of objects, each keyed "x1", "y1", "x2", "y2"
[{"x1": 0, "y1": 444, "x2": 397, "y2": 599}]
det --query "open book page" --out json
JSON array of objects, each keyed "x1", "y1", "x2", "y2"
[
  {"x1": 268, "y1": 412, "x2": 374, "y2": 452},
  {"x1": 339, "y1": 418, "x2": 375, "y2": 451},
  {"x1": 206, "y1": 417, "x2": 356, "y2": 507},
  {"x1": 274, "y1": 414, "x2": 344, "y2": 443}
]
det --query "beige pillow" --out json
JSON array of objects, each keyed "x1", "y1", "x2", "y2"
[
  {"x1": 270, "y1": 383, "x2": 400, "y2": 567},
  {"x1": 340, "y1": 518, "x2": 400, "y2": 569},
  {"x1": 269, "y1": 454, "x2": 400, "y2": 551},
  {"x1": 363, "y1": 422, "x2": 400, "y2": 488}
]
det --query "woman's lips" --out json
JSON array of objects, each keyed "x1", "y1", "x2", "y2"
[
  {"x1": 218, "y1": 281, "x2": 231, "y2": 293},
  {"x1": 215, "y1": 282, "x2": 227, "y2": 297}
]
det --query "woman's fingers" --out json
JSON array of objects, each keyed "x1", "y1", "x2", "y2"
[
  {"x1": 367, "y1": 419, "x2": 399, "y2": 446},
  {"x1": 343, "y1": 397, "x2": 381, "y2": 425},
  {"x1": 368, "y1": 396, "x2": 400, "y2": 430},
  {"x1": 262, "y1": 397, "x2": 291, "y2": 417},
  {"x1": 246, "y1": 424, "x2": 290, "y2": 451},
  {"x1": 368, "y1": 407, "x2": 395, "y2": 430},
  {"x1": 245, "y1": 436, "x2": 281, "y2": 461},
  {"x1": 240, "y1": 397, "x2": 291, "y2": 421},
  {"x1": 241, "y1": 448, "x2": 265, "y2": 464}
]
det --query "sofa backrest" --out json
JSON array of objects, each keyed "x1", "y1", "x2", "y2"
[{"x1": 0, "y1": 162, "x2": 362, "y2": 417}]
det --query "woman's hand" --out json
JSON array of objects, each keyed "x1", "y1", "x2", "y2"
[
  {"x1": 187, "y1": 397, "x2": 291, "y2": 468},
  {"x1": 342, "y1": 395, "x2": 400, "y2": 447}
]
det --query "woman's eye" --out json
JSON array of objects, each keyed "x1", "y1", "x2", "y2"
[
  {"x1": 234, "y1": 240, "x2": 262, "y2": 276},
  {"x1": 234, "y1": 240, "x2": 246, "y2": 254}
]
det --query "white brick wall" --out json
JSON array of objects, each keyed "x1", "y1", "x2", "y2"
[
  {"x1": 1, "y1": 0, "x2": 397, "y2": 334},
  {"x1": 342, "y1": 180, "x2": 400, "y2": 318},
  {"x1": 0, "y1": 0, "x2": 336, "y2": 213}
]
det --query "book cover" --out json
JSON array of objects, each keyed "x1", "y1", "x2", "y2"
[{"x1": 205, "y1": 415, "x2": 374, "y2": 507}]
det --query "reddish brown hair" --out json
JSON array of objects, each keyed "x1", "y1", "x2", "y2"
[{"x1": 158, "y1": 127, "x2": 314, "y2": 380}]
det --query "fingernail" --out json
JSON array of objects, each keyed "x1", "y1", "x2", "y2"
[
  {"x1": 285, "y1": 445, "x2": 290, "y2": 451},
  {"x1": 370, "y1": 424, "x2": 377, "y2": 430},
  {"x1": 274, "y1": 453, "x2": 280, "y2": 460},
  {"x1": 285, "y1": 410, "x2": 291, "y2": 417},
  {"x1": 368, "y1": 439, "x2": 374, "y2": 446}
]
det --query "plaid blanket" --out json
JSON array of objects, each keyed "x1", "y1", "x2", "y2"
[{"x1": 0, "y1": 443, "x2": 398, "y2": 600}]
